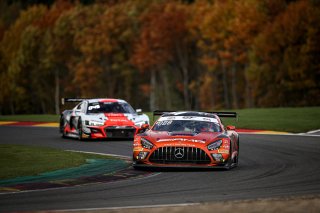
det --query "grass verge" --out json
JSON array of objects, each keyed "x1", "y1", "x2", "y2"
[
  {"x1": 220, "y1": 107, "x2": 320, "y2": 133},
  {"x1": 0, "y1": 144, "x2": 113, "y2": 180}
]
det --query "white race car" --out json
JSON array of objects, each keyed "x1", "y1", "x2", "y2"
[{"x1": 59, "y1": 98, "x2": 149, "y2": 140}]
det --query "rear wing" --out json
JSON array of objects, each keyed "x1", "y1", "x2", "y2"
[
  {"x1": 152, "y1": 110, "x2": 175, "y2": 122},
  {"x1": 61, "y1": 98, "x2": 87, "y2": 105},
  {"x1": 153, "y1": 110, "x2": 238, "y2": 121},
  {"x1": 153, "y1": 110, "x2": 175, "y2": 116},
  {"x1": 207, "y1": 111, "x2": 237, "y2": 118}
]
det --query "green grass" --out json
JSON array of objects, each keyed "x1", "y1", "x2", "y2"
[
  {"x1": 0, "y1": 144, "x2": 113, "y2": 180},
  {"x1": 1, "y1": 107, "x2": 319, "y2": 133},
  {"x1": 220, "y1": 107, "x2": 320, "y2": 133}
]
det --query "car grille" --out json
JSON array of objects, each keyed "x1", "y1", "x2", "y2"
[
  {"x1": 105, "y1": 126, "x2": 135, "y2": 138},
  {"x1": 149, "y1": 146, "x2": 211, "y2": 164}
]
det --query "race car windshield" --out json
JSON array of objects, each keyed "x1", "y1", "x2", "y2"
[
  {"x1": 87, "y1": 102, "x2": 136, "y2": 114},
  {"x1": 153, "y1": 119, "x2": 221, "y2": 133}
]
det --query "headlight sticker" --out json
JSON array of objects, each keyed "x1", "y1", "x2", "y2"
[
  {"x1": 218, "y1": 149, "x2": 229, "y2": 154},
  {"x1": 133, "y1": 147, "x2": 144, "y2": 152}
]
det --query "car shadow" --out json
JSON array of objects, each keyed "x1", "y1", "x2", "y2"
[
  {"x1": 60, "y1": 136, "x2": 134, "y2": 143},
  {"x1": 133, "y1": 166, "x2": 237, "y2": 172}
]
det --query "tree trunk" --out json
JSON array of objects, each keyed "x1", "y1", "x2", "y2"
[
  {"x1": 182, "y1": 66, "x2": 190, "y2": 110},
  {"x1": 175, "y1": 42, "x2": 190, "y2": 110},
  {"x1": 222, "y1": 61, "x2": 230, "y2": 109},
  {"x1": 231, "y1": 63, "x2": 238, "y2": 109},
  {"x1": 55, "y1": 69, "x2": 60, "y2": 115},
  {"x1": 150, "y1": 69, "x2": 156, "y2": 111},
  {"x1": 159, "y1": 67, "x2": 172, "y2": 109},
  {"x1": 245, "y1": 65, "x2": 254, "y2": 108}
]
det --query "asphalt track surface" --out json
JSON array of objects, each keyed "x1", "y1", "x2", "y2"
[{"x1": 0, "y1": 126, "x2": 320, "y2": 212}]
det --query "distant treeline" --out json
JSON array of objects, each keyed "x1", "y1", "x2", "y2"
[{"x1": 0, "y1": 0, "x2": 319, "y2": 114}]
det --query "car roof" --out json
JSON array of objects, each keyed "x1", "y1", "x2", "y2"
[
  {"x1": 86, "y1": 98, "x2": 127, "y2": 103},
  {"x1": 161, "y1": 111, "x2": 219, "y2": 119}
]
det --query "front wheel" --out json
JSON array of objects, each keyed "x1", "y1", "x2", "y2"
[
  {"x1": 60, "y1": 116, "x2": 66, "y2": 138},
  {"x1": 78, "y1": 118, "x2": 83, "y2": 141}
]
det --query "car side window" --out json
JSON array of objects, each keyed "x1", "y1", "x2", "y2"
[{"x1": 76, "y1": 103, "x2": 82, "y2": 110}]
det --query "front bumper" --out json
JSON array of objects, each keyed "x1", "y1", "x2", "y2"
[
  {"x1": 83, "y1": 126, "x2": 138, "y2": 139},
  {"x1": 132, "y1": 161, "x2": 230, "y2": 169},
  {"x1": 132, "y1": 146, "x2": 231, "y2": 168}
]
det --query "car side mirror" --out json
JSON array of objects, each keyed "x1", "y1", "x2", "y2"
[
  {"x1": 136, "y1": 109, "x2": 142, "y2": 115},
  {"x1": 226, "y1": 125, "x2": 236, "y2": 131},
  {"x1": 138, "y1": 124, "x2": 150, "y2": 133}
]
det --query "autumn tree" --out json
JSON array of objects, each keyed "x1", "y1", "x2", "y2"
[
  {"x1": 131, "y1": 1, "x2": 196, "y2": 110},
  {"x1": 248, "y1": 0, "x2": 320, "y2": 106},
  {"x1": 0, "y1": 5, "x2": 47, "y2": 113},
  {"x1": 196, "y1": 0, "x2": 236, "y2": 109}
]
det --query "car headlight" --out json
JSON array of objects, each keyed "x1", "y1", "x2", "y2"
[
  {"x1": 85, "y1": 120, "x2": 104, "y2": 126},
  {"x1": 207, "y1": 139, "x2": 223, "y2": 151},
  {"x1": 141, "y1": 138, "x2": 154, "y2": 149}
]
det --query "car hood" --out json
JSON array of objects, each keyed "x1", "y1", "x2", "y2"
[
  {"x1": 146, "y1": 131, "x2": 224, "y2": 147},
  {"x1": 104, "y1": 113, "x2": 135, "y2": 126},
  {"x1": 85, "y1": 113, "x2": 135, "y2": 126}
]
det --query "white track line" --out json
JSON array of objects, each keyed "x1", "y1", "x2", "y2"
[
  {"x1": 66, "y1": 150, "x2": 130, "y2": 159},
  {"x1": 54, "y1": 203, "x2": 200, "y2": 212},
  {"x1": 307, "y1": 129, "x2": 320, "y2": 134}
]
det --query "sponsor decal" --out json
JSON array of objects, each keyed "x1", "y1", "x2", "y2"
[
  {"x1": 182, "y1": 116, "x2": 194, "y2": 119},
  {"x1": 158, "y1": 116, "x2": 218, "y2": 123},
  {"x1": 157, "y1": 138, "x2": 205, "y2": 143},
  {"x1": 109, "y1": 119, "x2": 129, "y2": 122},
  {"x1": 218, "y1": 149, "x2": 229, "y2": 154},
  {"x1": 163, "y1": 143, "x2": 196, "y2": 147},
  {"x1": 156, "y1": 120, "x2": 173, "y2": 126},
  {"x1": 133, "y1": 147, "x2": 144, "y2": 152},
  {"x1": 105, "y1": 113, "x2": 125, "y2": 117},
  {"x1": 222, "y1": 145, "x2": 230, "y2": 149},
  {"x1": 88, "y1": 105, "x2": 100, "y2": 110},
  {"x1": 164, "y1": 143, "x2": 196, "y2": 147}
]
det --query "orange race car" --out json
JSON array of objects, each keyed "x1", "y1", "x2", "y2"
[{"x1": 133, "y1": 111, "x2": 239, "y2": 169}]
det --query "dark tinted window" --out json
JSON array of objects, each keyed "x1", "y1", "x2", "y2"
[{"x1": 153, "y1": 119, "x2": 221, "y2": 132}]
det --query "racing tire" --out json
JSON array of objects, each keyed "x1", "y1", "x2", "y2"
[
  {"x1": 235, "y1": 138, "x2": 240, "y2": 167},
  {"x1": 78, "y1": 118, "x2": 84, "y2": 141},
  {"x1": 59, "y1": 116, "x2": 66, "y2": 138},
  {"x1": 224, "y1": 143, "x2": 234, "y2": 170},
  {"x1": 237, "y1": 138, "x2": 240, "y2": 156}
]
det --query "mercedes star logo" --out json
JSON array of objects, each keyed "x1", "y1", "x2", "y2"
[{"x1": 174, "y1": 147, "x2": 184, "y2": 159}]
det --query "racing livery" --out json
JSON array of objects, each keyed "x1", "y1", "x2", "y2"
[
  {"x1": 133, "y1": 111, "x2": 239, "y2": 169},
  {"x1": 60, "y1": 98, "x2": 149, "y2": 140}
]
